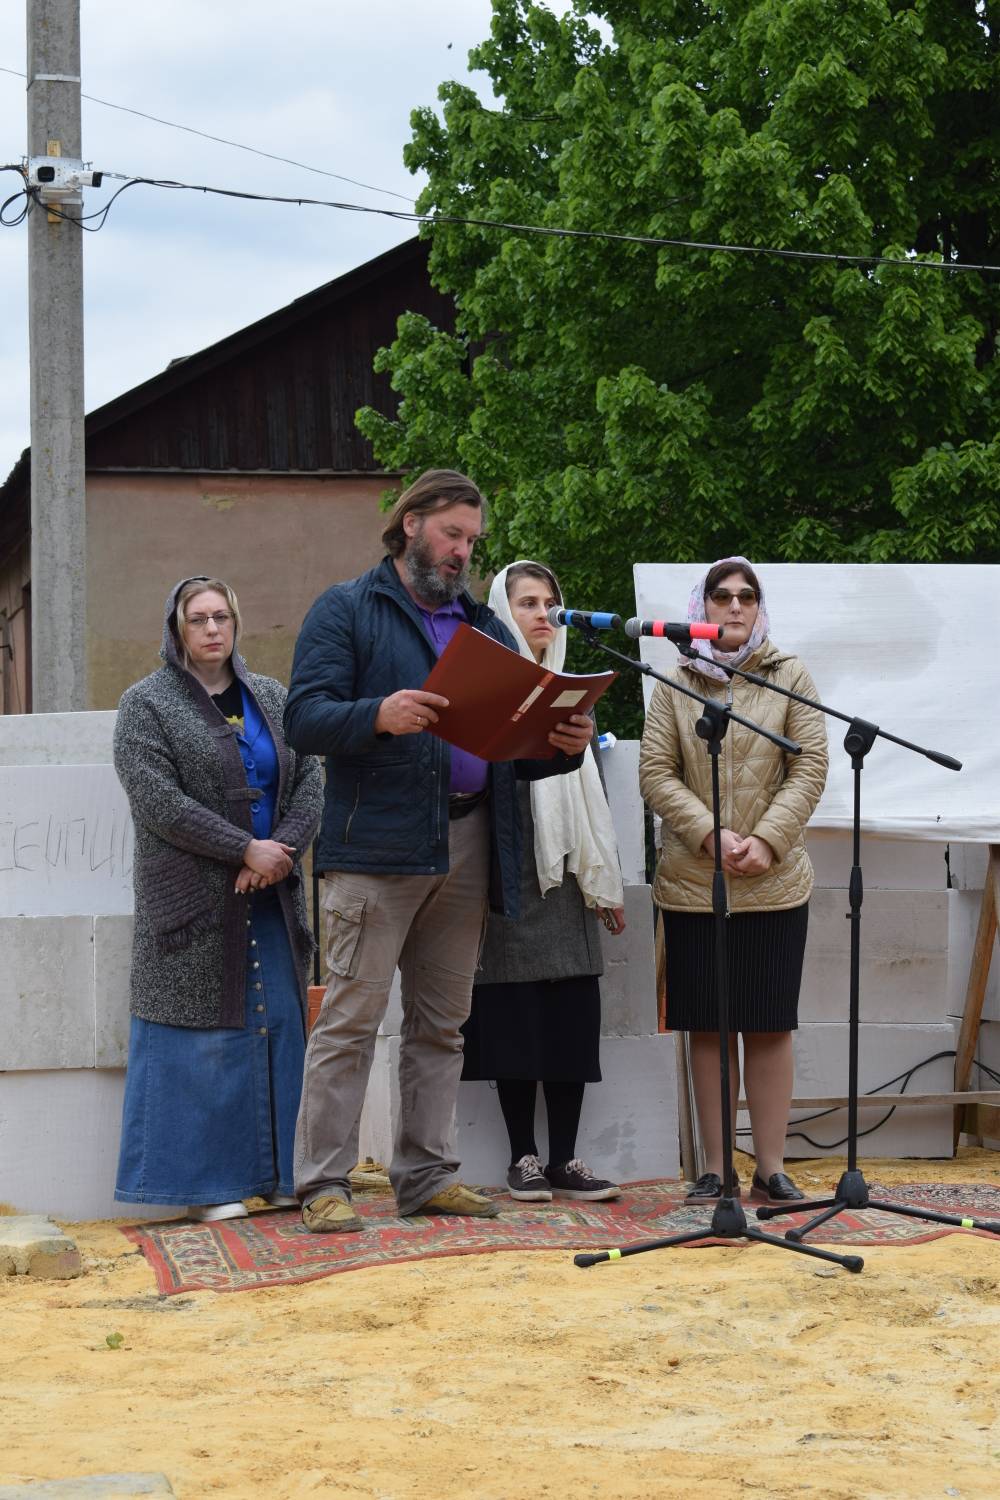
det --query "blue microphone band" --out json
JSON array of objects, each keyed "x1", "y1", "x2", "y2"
[{"x1": 546, "y1": 606, "x2": 622, "y2": 630}]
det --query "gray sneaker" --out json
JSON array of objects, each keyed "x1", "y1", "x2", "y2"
[{"x1": 506, "y1": 1154, "x2": 552, "y2": 1201}]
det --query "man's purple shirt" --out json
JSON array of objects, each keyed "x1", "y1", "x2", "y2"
[{"x1": 415, "y1": 597, "x2": 489, "y2": 794}]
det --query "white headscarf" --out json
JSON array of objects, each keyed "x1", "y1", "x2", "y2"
[
  {"x1": 683, "y1": 555, "x2": 770, "y2": 683},
  {"x1": 489, "y1": 562, "x2": 623, "y2": 909}
]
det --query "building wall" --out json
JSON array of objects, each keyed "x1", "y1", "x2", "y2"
[
  {"x1": 85, "y1": 470, "x2": 398, "y2": 708},
  {"x1": 0, "y1": 538, "x2": 31, "y2": 715}
]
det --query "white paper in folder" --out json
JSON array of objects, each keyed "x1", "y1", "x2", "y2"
[{"x1": 632, "y1": 563, "x2": 1000, "y2": 842}]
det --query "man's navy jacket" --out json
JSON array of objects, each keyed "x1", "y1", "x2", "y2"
[{"x1": 283, "y1": 557, "x2": 583, "y2": 919}]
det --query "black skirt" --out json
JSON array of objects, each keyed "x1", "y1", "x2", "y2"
[
  {"x1": 663, "y1": 903, "x2": 809, "y2": 1033},
  {"x1": 461, "y1": 975, "x2": 602, "y2": 1083}
]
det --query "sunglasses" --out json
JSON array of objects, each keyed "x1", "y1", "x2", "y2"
[{"x1": 708, "y1": 587, "x2": 758, "y2": 606}]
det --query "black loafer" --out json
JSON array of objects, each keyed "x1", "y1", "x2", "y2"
[
  {"x1": 751, "y1": 1170, "x2": 805, "y2": 1205},
  {"x1": 685, "y1": 1171, "x2": 741, "y2": 1204}
]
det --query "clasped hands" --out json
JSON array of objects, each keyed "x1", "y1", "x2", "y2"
[
  {"x1": 235, "y1": 838, "x2": 297, "y2": 894},
  {"x1": 701, "y1": 828, "x2": 774, "y2": 876},
  {"x1": 375, "y1": 689, "x2": 593, "y2": 757}
]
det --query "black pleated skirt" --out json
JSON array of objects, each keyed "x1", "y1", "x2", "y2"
[
  {"x1": 663, "y1": 903, "x2": 809, "y2": 1033},
  {"x1": 461, "y1": 975, "x2": 602, "y2": 1082}
]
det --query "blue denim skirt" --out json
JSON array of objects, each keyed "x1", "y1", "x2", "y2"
[{"x1": 115, "y1": 891, "x2": 306, "y2": 1207}]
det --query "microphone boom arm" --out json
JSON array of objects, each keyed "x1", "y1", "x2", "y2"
[
  {"x1": 578, "y1": 632, "x2": 801, "y2": 755},
  {"x1": 679, "y1": 649, "x2": 961, "y2": 771}
]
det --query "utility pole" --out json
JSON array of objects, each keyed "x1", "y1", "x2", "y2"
[{"x1": 26, "y1": 0, "x2": 87, "y2": 711}]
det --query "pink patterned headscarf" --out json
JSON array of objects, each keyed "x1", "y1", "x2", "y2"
[{"x1": 684, "y1": 556, "x2": 770, "y2": 682}]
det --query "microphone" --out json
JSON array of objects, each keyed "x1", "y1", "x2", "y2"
[
  {"x1": 546, "y1": 606, "x2": 622, "y2": 631},
  {"x1": 624, "y1": 618, "x2": 725, "y2": 643}
]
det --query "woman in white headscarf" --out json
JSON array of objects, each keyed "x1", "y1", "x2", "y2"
[
  {"x1": 639, "y1": 557, "x2": 828, "y2": 1208},
  {"x1": 461, "y1": 561, "x2": 626, "y2": 1202}
]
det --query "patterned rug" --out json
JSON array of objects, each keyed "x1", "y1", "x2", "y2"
[{"x1": 122, "y1": 1180, "x2": 1000, "y2": 1295}]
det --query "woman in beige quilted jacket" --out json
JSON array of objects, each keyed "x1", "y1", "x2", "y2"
[{"x1": 639, "y1": 558, "x2": 828, "y2": 1208}]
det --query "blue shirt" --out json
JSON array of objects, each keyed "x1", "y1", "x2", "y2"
[
  {"x1": 235, "y1": 683, "x2": 280, "y2": 837},
  {"x1": 415, "y1": 597, "x2": 489, "y2": 795}
]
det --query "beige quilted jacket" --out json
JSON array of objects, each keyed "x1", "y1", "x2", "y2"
[{"x1": 639, "y1": 641, "x2": 828, "y2": 913}]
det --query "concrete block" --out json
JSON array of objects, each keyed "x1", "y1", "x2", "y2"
[
  {"x1": 947, "y1": 843, "x2": 991, "y2": 892},
  {"x1": 94, "y1": 915, "x2": 135, "y2": 1068},
  {"x1": 0, "y1": 1070, "x2": 166, "y2": 1221},
  {"x1": 602, "y1": 739, "x2": 645, "y2": 886},
  {"x1": 361, "y1": 1035, "x2": 679, "y2": 1188},
  {"x1": 598, "y1": 884, "x2": 657, "y2": 1036},
  {"x1": 380, "y1": 969, "x2": 404, "y2": 1038},
  {"x1": 0, "y1": 764, "x2": 134, "y2": 918},
  {"x1": 947, "y1": 888, "x2": 1000, "y2": 1023},
  {"x1": 0, "y1": 1479, "x2": 174, "y2": 1498},
  {"x1": 975, "y1": 1021, "x2": 1000, "y2": 1151},
  {"x1": 975, "y1": 1017, "x2": 1000, "y2": 1076},
  {"x1": 774, "y1": 1022, "x2": 958, "y2": 1159},
  {"x1": 0, "y1": 710, "x2": 117, "y2": 767},
  {"x1": 357, "y1": 1035, "x2": 399, "y2": 1169},
  {"x1": 457, "y1": 1034, "x2": 678, "y2": 1185},
  {"x1": 0, "y1": 916, "x2": 96, "y2": 1070},
  {"x1": 799, "y1": 888, "x2": 949, "y2": 1024},
  {"x1": 0, "y1": 1215, "x2": 81, "y2": 1279},
  {"x1": 807, "y1": 830, "x2": 949, "y2": 891}
]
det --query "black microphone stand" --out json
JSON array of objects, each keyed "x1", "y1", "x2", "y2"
[
  {"x1": 690, "y1": 654, "x2": 1000, "y2": 1242},
  {"x1": 570, "y1": 630, "x2": 863, "y2": 1273}
]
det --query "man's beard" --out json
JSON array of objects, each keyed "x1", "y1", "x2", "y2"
[{"x1": 403, "y1": 530, "x2": 469, "y2": 605}]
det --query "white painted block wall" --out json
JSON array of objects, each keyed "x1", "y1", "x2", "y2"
[
  {"x1": 1, "y1": 712, "x2": 994, "y2": 1216},
  {"x1": 788, "y1": 831, "x2": 969, "y2": 1158}
]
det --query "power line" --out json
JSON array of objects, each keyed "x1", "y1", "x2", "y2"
[
  {"x1": 0, "y1": 64, "x2": 415, "y2": 203},
  {"x1": 16, "y1": 169, "x2": 1000, "y2": 276}
]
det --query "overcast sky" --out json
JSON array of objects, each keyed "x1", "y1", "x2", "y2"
[{"x1": 0, "y1": 1, "x2": 552, "y2": 475}]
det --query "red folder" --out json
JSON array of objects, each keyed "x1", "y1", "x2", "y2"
[{"x1": 421, "y1": 623, "x2": 616, "y2": 761}]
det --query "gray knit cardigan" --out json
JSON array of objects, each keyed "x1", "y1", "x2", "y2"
[{"x1": 113, "y1": 582, "x2": 324, "y2": 1029}]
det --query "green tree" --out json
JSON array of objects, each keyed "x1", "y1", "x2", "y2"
[{"x1": 357, "y1": 0, "x2": 999, "y2": 732}]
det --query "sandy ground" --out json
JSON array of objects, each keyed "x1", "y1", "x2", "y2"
[{"x1": 2, "y1": 1149, "x2": 999, "y2": 1500}]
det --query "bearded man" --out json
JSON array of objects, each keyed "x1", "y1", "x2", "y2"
[{"x1": 284, "y1": 469, "x2": 593, "y2": 1232}]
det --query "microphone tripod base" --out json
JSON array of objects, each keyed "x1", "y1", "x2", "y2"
[
  {"x1": 758, "y1": 1167, "x2": 1000, "y2": 1242},
  {"x1": 573, "y1": 1193, "x2": 864, "y2": 1272}
]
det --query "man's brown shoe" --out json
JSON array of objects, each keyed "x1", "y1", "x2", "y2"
[
  {"x1": 412, "y1": 1182, "x2": 499, "y2": 1218},
  {"x1": 302, "y1": 1194, "x2": 364, "y2": 1234}
]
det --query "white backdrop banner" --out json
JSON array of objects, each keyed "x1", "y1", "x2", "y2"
[
  {"x1": 632, "y1": 563, "x2": 999, "y2": 842},
  {"x1": 0, "y1": 763, "x2": 134, "y2": 916}
]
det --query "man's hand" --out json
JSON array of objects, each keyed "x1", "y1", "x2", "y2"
[
  {"x1": 375, "y1": 689, "x2": 449, "y2": 737},
  {"x1": 548, "y1": 713, "x2": 593, "y2": 757},
  {"x1": 240, "y1": 839, "x2": 296, "y2": 893},
  {"x1": 728, "y1": 835, "x2": 774, "y2": 876}
]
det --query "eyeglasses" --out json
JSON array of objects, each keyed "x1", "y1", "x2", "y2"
[
  {"x1": 186, "y1": 611, "x2": 234, "y2": 629},
  {"x1": 708, "y1": 588, "x2": 758, "y2": 606}
]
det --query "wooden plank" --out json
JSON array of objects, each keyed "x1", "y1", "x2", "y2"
[{"x1": 953, "y1": 844, "x2": 1000, "y2": 1145}]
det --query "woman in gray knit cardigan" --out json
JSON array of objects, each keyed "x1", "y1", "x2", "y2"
[{"x1": 113, "y1": 577, "x2": 323, "y2": 1222}]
